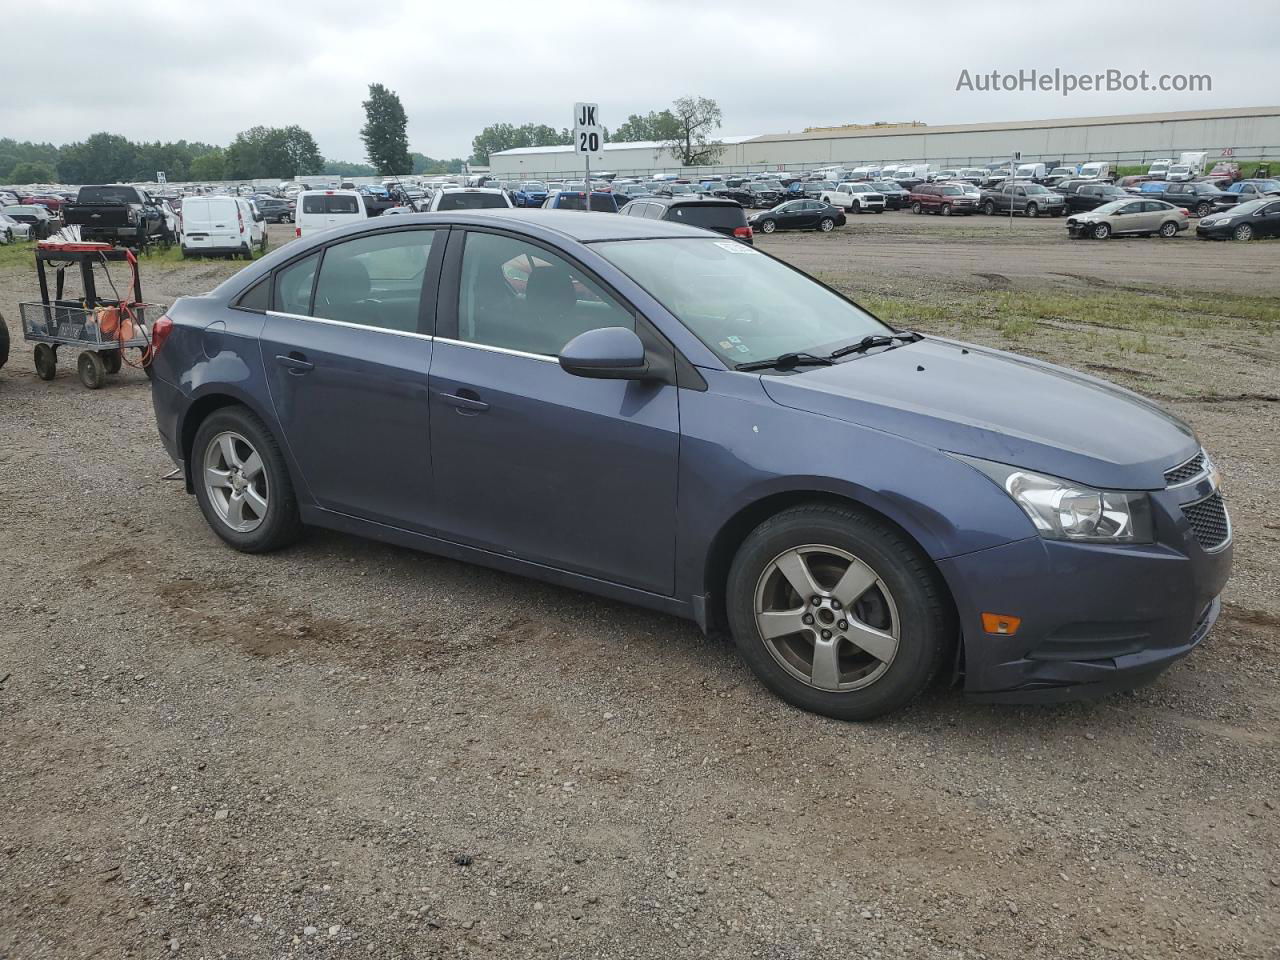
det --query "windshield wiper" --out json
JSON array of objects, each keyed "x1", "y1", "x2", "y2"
[
  {"x1": 827, "y1": 331, "x2": 923, "y2": 359},
  {"x1": 735, "y1": 351, "x2": 835, "y2": 372}
]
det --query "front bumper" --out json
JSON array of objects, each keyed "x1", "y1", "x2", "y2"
[
  {"x1": 938, "y1": 472, "x2": 1232, "y2": 702},
  {"x1": 1196, "y1": 222, "x2": 1235, "y2": 239}
]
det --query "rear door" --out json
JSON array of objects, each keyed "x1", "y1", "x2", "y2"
[
  {"x1": 260, "y1": 226, "x2": 445, "y2": 530},
  {"x1": 1256, "y1": 200, "x2": 1280, "y2": 237}
]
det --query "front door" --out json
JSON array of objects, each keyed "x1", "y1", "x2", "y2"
[
  {"x1": 428, "y1": 229, "x2": 680, "y2": 596},
  {"x1": 260, "y1": 227, "x2": 444, "y2": 530}
]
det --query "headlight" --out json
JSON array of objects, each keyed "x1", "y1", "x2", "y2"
[{"x1": 955, "y1": 455, "x2": 1154, "y2": 543}]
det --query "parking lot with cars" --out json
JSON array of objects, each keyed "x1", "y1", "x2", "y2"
[{"x1": 1, "y1": 211, "x2": 1277, "y2": 959}]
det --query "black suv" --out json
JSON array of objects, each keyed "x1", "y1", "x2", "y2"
[
  {"x1": 1158, "y1": 181, "x2": 1239, "y2": 218},
  {"x1": 1057, "y1": 181, "x2": 1131, "y2": 214},
  {"x1": 619, "y1": 196, "x2": 754, "y2": 244}
]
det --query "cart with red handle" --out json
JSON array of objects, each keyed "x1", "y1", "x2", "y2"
[{"x1": 17, "y1": 240, "x2": 162, "y2": 389}]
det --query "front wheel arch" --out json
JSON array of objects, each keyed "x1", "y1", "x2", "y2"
[{"x1": 700, "y1": 491, "x2": 958, "y2": 638}]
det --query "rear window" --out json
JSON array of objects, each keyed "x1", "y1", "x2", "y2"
[
  {"x1": 667, "y1": 203, "x2": 747, "y2": 229},
  {"x1": 78, "y1": 186, "x2": 141, "y2": 204},
  {"x1": 436, "y1": 192, "x2": 509, "y2": 210},
  {"x1": 302, "y1": 194, "x2": 361, "y2": 214}
]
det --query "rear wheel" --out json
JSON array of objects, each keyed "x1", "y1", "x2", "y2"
[
  {"x1": 0, "y1": 314, "x2": 9, "y2": 368},
  {"x1": 1195, "y1": 202, "x2": 1213, "y2": 218},
  {"x1": 34, "y1": 343, "x2": 57, "y2": 380},
  {"x1": 1159, "y1": 220, "x2": 1179, "y2": 238},
  {"x1": 192, "y1": 406, "x2": 301, "y2": 553},
  {"x1": 102, "y1": 350, "x2": 122, "y2": 374},
  {"x1": 727, "y1": 504, "x2": 953, "y2": 721},
  {"x1": 818, "y1": 217, "x2": 834, "y2": 232}
]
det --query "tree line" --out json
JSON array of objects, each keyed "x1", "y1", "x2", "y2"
[{"x1": 468, "y1": 96, "x2": 724, "y2": 167}]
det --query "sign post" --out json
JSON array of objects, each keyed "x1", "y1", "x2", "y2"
[{"x1": 574, "y1": 102, "x2": 602, "y2": 212}]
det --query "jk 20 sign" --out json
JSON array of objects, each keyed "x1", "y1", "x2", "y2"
[{"x1": 574, "y1": 102, "x2": 602, "y2": 154}]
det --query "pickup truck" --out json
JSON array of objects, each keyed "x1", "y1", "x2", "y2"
[
  {"x1": 62, "y1": 185, "x2": 166, "y2": 246},
  {"x1": 821, "y1": 182, "x2": 886, "y2": 213},
  {"x1": 979, "y1": 181, "x2": 1067, "y2": 217}
]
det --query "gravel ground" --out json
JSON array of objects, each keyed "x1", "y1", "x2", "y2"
[{"x1": 1, "y1": 218, "x2": 1277, "y2": 960}]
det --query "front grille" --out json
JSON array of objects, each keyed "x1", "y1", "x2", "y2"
[
  {"x1": 1182, "y1": 493, "x2": 1230, "y2": 551},
  {"x1": 1165, "y1": 451, "x2": 1206, "y2": 486}
]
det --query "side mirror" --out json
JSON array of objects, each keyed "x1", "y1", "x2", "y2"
[{"x1": 558, "y1": 327, "x2": 649, "y2": 381}]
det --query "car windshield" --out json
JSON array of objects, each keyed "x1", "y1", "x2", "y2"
[
  {"x1": 596, "y1": 238, "x2": 891, "y2": 367},
  {"x1": 437, "y1": 192, "x2": 508, "y2": 210},
  {"x1": 1227, "y1": 199, "x2": 1269, "y2": 215}
]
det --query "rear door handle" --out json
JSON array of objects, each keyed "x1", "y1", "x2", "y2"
[
  {"x1": 276, "y1": 353, "x2": 314, "y2": 375},
  {"x1": 440, "y1": 391, "x2": 489, "y2": 413}
]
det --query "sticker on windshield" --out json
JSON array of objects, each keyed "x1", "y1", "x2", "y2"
[{"x1": 714, "y1": 240, "x2": 760, "y2": 254}]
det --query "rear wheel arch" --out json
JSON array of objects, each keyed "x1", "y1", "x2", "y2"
[
  {"x1": 701, "y1": 491, "x2": 958, "y2": 637},
  {"x1": 180, "y1": 394, "x2": 285, "y2": 492}
]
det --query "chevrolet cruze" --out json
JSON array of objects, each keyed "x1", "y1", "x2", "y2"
[{"x1": 148, "y1": 210, "x2": 1232, "y2": 720}]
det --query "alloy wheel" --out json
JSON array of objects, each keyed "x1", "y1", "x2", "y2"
[
  {"x1": 753, "y1": 545, "x2": 900, "y2": 692},
  {"x1": 203, "y1": 431, "x2": 269, "y2": 533},
  {"x1": 1233, "y1": 224, "x2": 1253, "y2": 241}
]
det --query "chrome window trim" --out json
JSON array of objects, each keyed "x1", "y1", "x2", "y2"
[
  {"x1": 433, "y1": 336, "x2": 558, "y2": 364},
  {"x1": 265, "y1": 310, "x2": 434, "y2": 342}
]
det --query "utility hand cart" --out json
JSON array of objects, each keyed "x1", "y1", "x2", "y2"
[{"x1": 18, "y1": 241, "x2": 162, "y2": 389}]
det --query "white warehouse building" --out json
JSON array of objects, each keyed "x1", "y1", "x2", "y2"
[{"x1": 489, "y1": 105, "x2": 1280, "y2": 178}]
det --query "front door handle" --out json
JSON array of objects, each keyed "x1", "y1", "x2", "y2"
[
  {"x1": 276, "y1": 353, "x2": 314, "y2": 375},
  {"x1": 440, "y1": 391, "x2": 490, "y2": 414}
]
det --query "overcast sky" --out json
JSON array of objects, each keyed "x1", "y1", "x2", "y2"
[{"x1": 9, "y1": 0, "x2": 1279, "y2": 162}]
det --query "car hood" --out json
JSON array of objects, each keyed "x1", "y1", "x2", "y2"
[{"x1": 760, "y1": 338, "x2": 1196, "y2": 490}]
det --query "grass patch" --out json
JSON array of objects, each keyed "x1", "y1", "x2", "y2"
[{"x1": 858, "y1": 288, "x2": 1280, "y2": 337}]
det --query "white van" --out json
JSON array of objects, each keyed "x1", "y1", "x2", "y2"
[
  {"x1": 295, "y1": 189, "x2": 367, "y2": 239},
  {"x1": 180, "y1": 195, "x2": 262, "y2": 259}
]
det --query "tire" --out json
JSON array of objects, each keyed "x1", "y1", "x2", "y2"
[
  {"x1": 759, "y1": 219, "x2": 776, "y2": 234},
  {"x1": 102, "y1": 349, "x2": 122, "y2": 374},
  {"x1": 1092, "y1": 222, "x2": 1111, "y2": 240},
  {"x1": 1195, "y1": 202, "x2": 1213, "y2": 218},
  {"x1": 0, "y1": 315, "x2": 9, "y2": 368},
  {"x1": 1025, "y1": 203, "x2": 1038, "y2": 218},
  {"x1": 726, "y1": 503, "x2": 953, "y2": 721},
  {"x1": 180, "y1": 247, "x2": 189, "y2": 259},
  {"x1": 34, "y1": 343, "x2": 57, "y2": 380},
  {"x1": 1159, "y1": 220, "x2": 1179, "y2": 238},
  {"x1": 982, "y1": 200, "x2": 996, "y2": 216},
  {"x1": 911, "y1": 202, "x2": 923, "y2": 215},
  {"x1": 818, "y1": 217, "x2": 835, "y2": 232},
  {"x1": 260, "y1": 233, "x2": 269, "y2": 254},
  {"x1": 1233, "y1": 223, "x2": 1254, "y2": 241},
  {"x1": 77, "y1": 351, "x2": 106, "y2": 390},
  {"x1": 940, "y1": 204, "x2": 952, "y2": 217},
  {"x1": 192, "y1": 406, "x2": 302, "y2": 553}
]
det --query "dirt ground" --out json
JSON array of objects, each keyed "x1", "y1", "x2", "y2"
[{"x1": 1, "y1": 217, "x2": 1277, "y2": 960}]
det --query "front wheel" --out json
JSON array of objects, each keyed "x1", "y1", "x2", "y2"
[
  {"x1": 77, "y1": 351, "x2": 106, "y2": 390},
  {"x1": 34, "y1": 343, "x2": 57, "y2": 380},
  {"x1": 1092, "y1": 222, "x2": 1111, "y2": 240},
  {"x1": 982, "y1": 200, "x2": 996, "y2": 216},
  {"x1": 192, "y1": 406, "x2": 302, "y2": 553},
  {"x1": 726, "y1": 504, "x2": 954, "y2": 721},
  {"x1": 818, "y1": 217, "x2": 834, "y2": 232},
  {"x1": 911, "y1": 202, "x2": 923, "y2": 215},
  {"x1": 1233, "y1": 223, "x2": 1254, "y2": 241},
  {"x1": 940, "y1": 204, "x2": 952, "y2": 217},
  {"x1": 759, "y1": 219, "x2": 776, "y2": 234},
  {"x1": 1025, "y1": 203, "x2": 1038, "y2": 218}
]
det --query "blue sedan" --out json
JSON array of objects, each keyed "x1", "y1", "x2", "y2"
[{"x1": 147, "y1": 210, "x2": 1231, "y2": 720}]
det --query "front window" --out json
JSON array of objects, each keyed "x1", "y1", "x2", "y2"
[
  {"x1": 457, "y1": 232, "x2": 633, "y2": 356},
  {"x1": 595, "y1": 238, "x2": 891, "y2": 367}
]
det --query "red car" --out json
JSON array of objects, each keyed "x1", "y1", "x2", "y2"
[{"x1": 20, "y1": 194, "x2": 65, "y2": 213}]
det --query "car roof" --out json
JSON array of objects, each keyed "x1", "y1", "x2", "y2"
[{"x1": 644, "y1": 196, "x2": 739, "y2": 207}]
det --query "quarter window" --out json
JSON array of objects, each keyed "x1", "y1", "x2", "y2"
[
  {"x1": 275, "y1": 253, "x2": 319, "y2": 316},
  {"x1": 457, "y1": 232, "x2": 634, "y2": 357},
  {"x1": 313, "y1": 230, "x2": 436, "y2": 333},
  {"x1": 236, "y1": 276, "x2": 272, "y2": 312}
]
